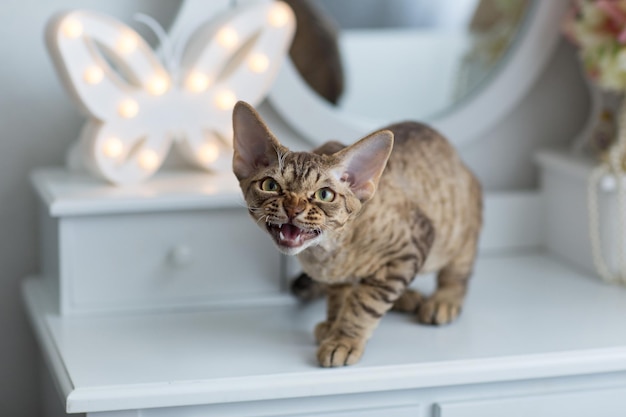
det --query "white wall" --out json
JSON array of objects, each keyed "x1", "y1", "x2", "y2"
[
  {"x1": 461, "y1": 41, "x2": 590, "y2": 190},
  {"x1": 0, "y1": 1, "x2": 588, "y2": 415},
  {"x1": 0, "y1": 2, "x2": 181, "y2": 416}
]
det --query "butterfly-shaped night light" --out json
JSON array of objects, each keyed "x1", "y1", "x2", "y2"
[{"x1": 46, "y1": 1, "x2": 295, "y2": 185}]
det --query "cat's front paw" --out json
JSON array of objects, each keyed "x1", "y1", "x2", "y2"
[
  {"x1": 314, "y1": 320, "x2": 333, "y2": 344},
  {"x1": 317, "y1": 336, "x2": 365, "y2": 367},
  {"x1": 417, "y1": 296, "x2": 462, "y2": 325}
]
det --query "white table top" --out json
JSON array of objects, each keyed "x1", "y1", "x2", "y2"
[
  {"x1": 23, "y1": 253, "x2": 626, "y2": 413},
  {"x1": 30, "y1": 168, "x2": 243, "y2": 217}
]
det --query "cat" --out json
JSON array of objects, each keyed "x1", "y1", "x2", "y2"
[{"x1": 232, "y1": 101, "x2": 482, "y2": 367}]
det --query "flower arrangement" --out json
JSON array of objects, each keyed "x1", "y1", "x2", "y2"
[{"x1": 563, "y1": 0, "x2": 626, "y2": 91}]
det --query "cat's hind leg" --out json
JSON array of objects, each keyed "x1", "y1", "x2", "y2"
[{"x1": 417, "y1": 234, "x2": 479, "y2": 325}]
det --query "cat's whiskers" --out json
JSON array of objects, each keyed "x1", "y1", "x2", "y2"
[
  {"x1": 251, "y1": 214, "x2": 268, "y2": 228},
  {"x1": 313, "y1": 221, "x2": 331, "y2": 232},
  {"x1": 242, "y1": 203, "x2": 271, "y2": 227},
  {"x1": 274, "y1": 145, "x2": 289, "y2": 172},
  {"x1": 253, "y1": 211, "x2": 268, "y2": 223},
  {"x1": 236, "y1": 199, "x2": 260, "y2": 211},
  {"x1": 234, "y1": 200, "x2": 248, "y2": 208}
]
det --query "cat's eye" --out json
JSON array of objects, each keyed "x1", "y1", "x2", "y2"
[
  {"x1": 314, "y1": 188, "x2": 335, "y2": 202},
  {"x1": 260, "y1": 178, "x2": 281, "y2": 192}
]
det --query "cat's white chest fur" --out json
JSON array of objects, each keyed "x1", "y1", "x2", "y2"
[
  {"x1": 296, "y1": 229, "x2": 400, "y2": 284},
  {"x1": 296, "y1": 237, "x2": 360, "y2": 284}
]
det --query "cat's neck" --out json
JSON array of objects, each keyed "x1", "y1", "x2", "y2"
[
  {"x1": 301, "y1": 228, "x2": 343, "y2": 256},
  {"x1": 295, "y1": 224, "x2": 355, "y2": 283}
]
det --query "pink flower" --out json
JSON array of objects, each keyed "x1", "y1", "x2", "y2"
[
  {"x1": 596, "y1": 0, "x2": 626, "y2": 42},
  {"x1": 563, "y1": 0, "x2": 626, "y2": 90}
]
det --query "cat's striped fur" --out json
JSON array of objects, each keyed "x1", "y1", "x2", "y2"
[{"x1": 233, "y1": 102, "x2": 482, "y2": 367}]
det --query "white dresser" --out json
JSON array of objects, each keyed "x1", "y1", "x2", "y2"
[{"x1": 24, "y1": 168, "x2": 626, "y2": 417}]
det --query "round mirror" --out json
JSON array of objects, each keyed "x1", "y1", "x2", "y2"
[{"x1": 268, "y1": 0, "x2": 569, "y2": 146}]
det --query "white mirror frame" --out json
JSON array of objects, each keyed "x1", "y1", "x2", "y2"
[
  {"x1": 168, "y1": 0, "x2": 235, "y2": 41},
  {"x1": 266, "y1": 0, "x2": 570, "y2": 147}
]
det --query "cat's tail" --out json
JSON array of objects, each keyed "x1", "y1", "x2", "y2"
[{"x1": 290, "y1": 273, "x2": 424, "y2": 314}]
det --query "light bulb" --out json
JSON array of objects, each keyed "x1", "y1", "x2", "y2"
[
  {"x1": 186, "y1": 72, "x2": 211, "y2": 93},
  {"x1": 62, "y1": 18, "x2": 83, "y2": 38},
  {"x1": 198, "y1": 142, "x2": 220, "y2": 164},
  {"x1": 248, "y1": 53, "x2": 270, "y2": 73},
  {"x1": 216, "y1": 27, "x2": 239, "y2": 50},
  {"x1": 102, "y1": 137, "x2": 124, "y2": 158},
  {"x1": 268, "y1": 2, "x2": 291, "y2": 28},
  {"x1": 215, "y1": 90, "x2": 237, "y2": 111},
  {"x1": 83, "y1": 66, "x2": 104, "y2": 85},
  {"x1": 116, "y1": 32, "x2": 138, "y2": 55},
  {"x1": 138, "y1": 149, "x2": 160, "y2": 171},
  {"x1": 146, "y1": 75, "x2": 169, "y2": 96},
  {"x1": 118, "y1": 99, "x2": 139, "y2": 118}
]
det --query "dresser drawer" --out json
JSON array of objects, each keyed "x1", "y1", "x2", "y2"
[
  {"x1": 54, "y1": 208, "x2": 283, "y2": 313},
  {"x1": 435, "y1": 387, "x2": 626, "y2": 417},
  {"x1": 296, "y1": 406, "x2": 421, "y2": 417},
  {"x1": 143, "y1": 391, "x2": 422, "y2": 417}
]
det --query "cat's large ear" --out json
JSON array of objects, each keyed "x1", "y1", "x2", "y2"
[
  {"x1": 232, "y1": 101, "x2": 286, "y2": 181},
  {"x1": 333, "y1": 130, "x2": 393, "y2": 202}
]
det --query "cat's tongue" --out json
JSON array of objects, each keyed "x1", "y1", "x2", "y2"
[
  {"x1": 279, "y1": 224, "x2": 303, "y2": 244},
  {"x1": 270, "y1": 222, "x2": 319, "y2": 249}
]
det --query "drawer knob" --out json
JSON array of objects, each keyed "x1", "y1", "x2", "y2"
[{"x1": 169, "y1": 245, "x2": 193, "y2": 267}]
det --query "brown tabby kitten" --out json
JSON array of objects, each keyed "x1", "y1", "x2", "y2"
[{"x1": 232, "y1": 102, "x2": 482, "y2": 367}]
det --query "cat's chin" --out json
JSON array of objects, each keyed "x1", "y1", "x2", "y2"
[{"x1": 266, "y1": 223, "x2": 322, "y2": 255}]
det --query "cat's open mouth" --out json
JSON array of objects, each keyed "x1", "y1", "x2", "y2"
[{"x1": 267, "y1": 223, "x2": 321, "y2": 249}]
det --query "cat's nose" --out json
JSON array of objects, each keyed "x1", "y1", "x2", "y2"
[{"x1": 284, "y1": 196, "x2": 306, "y2": 218}]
